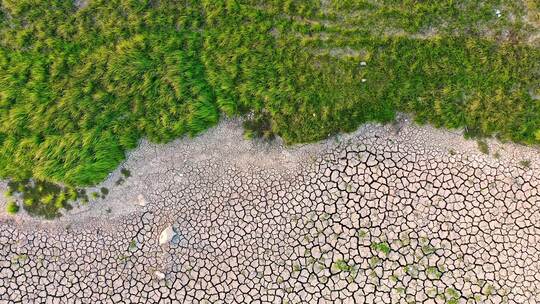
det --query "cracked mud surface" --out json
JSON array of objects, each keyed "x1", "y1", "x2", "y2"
[{"x1": 0, "y1": 119, "x2": 539, "y2": 303}]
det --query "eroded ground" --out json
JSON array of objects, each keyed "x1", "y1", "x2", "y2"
[{"x1": 0, "y1": 120, "x2": 539, "y2": 303}]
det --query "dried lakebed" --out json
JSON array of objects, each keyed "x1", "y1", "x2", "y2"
[{"x1": 0, "y1": 119, "x2": 539, "y2": 303}]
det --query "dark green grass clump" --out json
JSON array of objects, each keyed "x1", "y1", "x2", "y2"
[
  {"x1": 0, "y1": 0, "x2": 538, "y2": 189},
  {"x1": 5, "y1": 179, "x2": 85, "y2": 219},
  {"x1": 5, "y1": 201, "x2": 19, "y2": 214}
]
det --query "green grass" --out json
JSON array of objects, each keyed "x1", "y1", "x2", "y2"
[
  {"x1": 477, "y1": 140, "x2": 490, "y2": 154},
  {"x1": 371, "y1": 241, "x2": 391, "y2": 255},
  {"x1": 5, "y1": 179, "x2": 80, "y2": 218},
  {"x1": 120, "y1": 168, "x2": 131, "y2": 178},
  {"x1": 519, "y1": 159, "x2": 531, "y2": 168},
  {"x1": 332, "y1": 259, "x2": 356, "y2": 273},
  {"x1": 0, "y1": 0, "x2": 538, "y2": 191},
  {"x1": 6, "y1": 201, "x2": 19, "y2": 214}
]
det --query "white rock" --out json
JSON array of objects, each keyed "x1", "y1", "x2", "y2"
[
  {"x1": 159, "y1": 225, "x2": 176, "y2": 245},
  {"x1": 154, "y1": 271, "x2": 166, "y2": 280},
  {"x1": 137, "y1": 194, "x2": 147, "y2": 206}
]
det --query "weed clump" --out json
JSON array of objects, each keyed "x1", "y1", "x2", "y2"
[
  {"x1": 243, "y1": 113, "x2": 275, "y2": 140},
  {"x1": 371, "y1": 241, "x2": 391, "y2": 255},
  {"x1": 519, "y1": 160, "x2": 531, "y2": 168},
  {"x1": 477, "y1": 140, "x2": 490, "y2": 154},
  {"x1": 6, "y1": 201, "x2": 19, "y2": 214},
  {"x1": 121, "y1": 168, "x2": 131, "y2": 178},
  {"x1": 5, "y1": 180, "x2": 80, "y2": 219}
]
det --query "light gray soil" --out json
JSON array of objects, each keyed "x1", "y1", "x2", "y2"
[{"x1": 0, "y1": 118, "x2": 539, "y2": 303}]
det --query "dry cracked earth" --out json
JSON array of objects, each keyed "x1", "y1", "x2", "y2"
[{"x1": 0, "y1": 119, "x2": 539, "y2": 303}]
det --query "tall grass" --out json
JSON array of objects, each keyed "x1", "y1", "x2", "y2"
[{"x1": 0, "y1": 0, "x2": 538, "y2": 187}]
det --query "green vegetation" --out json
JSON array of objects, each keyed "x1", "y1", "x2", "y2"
[
  {"x1": 5, "y1": 200, "x2": 18, "y2": 214},
  {"x1": 371, "y1": 241, "x2": 391, "y2": 255},
  {"x1": 357, "y1": 229, "x2": 368, "y2": 238},
  {"x1": 426, "y1": 266, "x2": 443, "y2": 280},
  {"x1": 115, "y1": 168, "x2": 131, "y2": 185},
  {"x1": 519, "y1": 159, "x2": 531, "y2": 168},
  {"x1": 445, "y1": 287, "x2": 461, "y2": 304},
  {"x1": 5, "y1": 179, "x2": 81, "y2": 218},
  {"x1": 0, "y1": 0, "x2": 538, "y2": 190},
  {"x1": 333, "y1": 259, "x2": 354, "y2": 272},
  {"x1": 477, "y1": 140, "x2": 490, "y2": 154},
  {"x1": 120, "y1": 168, "x2": 131, "y2": 178}
]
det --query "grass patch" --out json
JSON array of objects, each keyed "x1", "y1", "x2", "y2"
[
  {"x1": 477, "y1": 140, "x2": 490, "y2": 154},
  {"x1": 5, "y1": 179, "x2": 82, "y2": 219},
  {"x1": 519, "y1": 159, "x2": 531, "y2": 168},
  {"x1": 0, "y1": 0, "x2": 537, "y2": 194},
  {"x1": 371, "y1": 241, "x2": 391, "y2": 255},
  {"x1": 120, "y1": 168, "x2": 131, "y2": 178},
  {"x1": 426, "y1": 266, "x2": 443, "y2": 280},
  {"x1": 333, "y1": 259, "x2": 354, "y2": 272},
  {"x1": 6, "y1": 201, "x2": 19, "y2": 214}
]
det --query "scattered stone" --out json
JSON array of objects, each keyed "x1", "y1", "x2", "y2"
[
  {"x1": 154, "y1": 271, "x2": 166, "y2": 280},
  {"x1": 159, "y1": 225, "x2": 176, "y2": 245},
  {"x1": 136, "y1": 194, "x2": 148, "y2": 206}
]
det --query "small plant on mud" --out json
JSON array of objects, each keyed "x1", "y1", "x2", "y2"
[
  {"x1": 519, "y1": 160, "x2": 531, "y2": 168},
  {"x1": 128, "y1": 240, "x2": 138, "y2": 252},
  {"x1": 333, "y1": 259, "x2": 353, "y2": 272},
  {"x1": 243, "y1": 113, "x2": 275, "y2": 140},
  {"x1": 426, "y1": 266, "x2": 443, "y2": 280},
  {"x1": 121, "y1": 168, "x2": 131, "y2": 178},
  {"x1": 6, "y1": 201, "x2": 19, "y2": 214},
  {"x1": 371, "y1": 241, "x2": 391, "y2": 255},
  {"x1": 477, "y1": 140, "x2": 489, "y2": 154},
  {"x1": 6, "y1": 180, "x2": 77, "y2": 219},
  {"x1": 100, "y1": 187, "x2": 109, "y2": 198}
]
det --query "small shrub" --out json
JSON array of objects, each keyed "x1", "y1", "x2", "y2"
[
  {"x1": 41, "y1": 194, "x2": 55, "y2": 205},
  {"x1": 426, "y1": 266, "x2": 442, "y2": 279},
  {"x1": 333, "y1": 259, "x2": 354, "y2": 272},
  {"x1": 120, "y1": 168, "x2": 131, "y2": 178},
  {"x1": 100, "y1": 187, "x2": 109, "y2": 196},
  {"x1": 243, "y1": 113, "x2": 275, "y2": 140},
  {"x1": 6, "y1": 201, "x2": 19, "y2": 214},
  {"x1": 23, "y1": 199, "x2": 34, "y2": 208},
  {"x1": 357, "y1": 229, "x2": 368, "y2": 238},
  {"x1": 371, "y1": 241, "x2": 391, "y2": 255},
  {"x1": 477, "y1": 140, "x2": 489, "y2": 154},
  {"x1": 4, "y1": 189, "x2": 13, "y2": 198},
  {"x1": 519, "y1": 160, "x2": 531, "y2": 168},
  {"x1": 129, "y1": 240, "x2": 137, "y2": 251}
]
